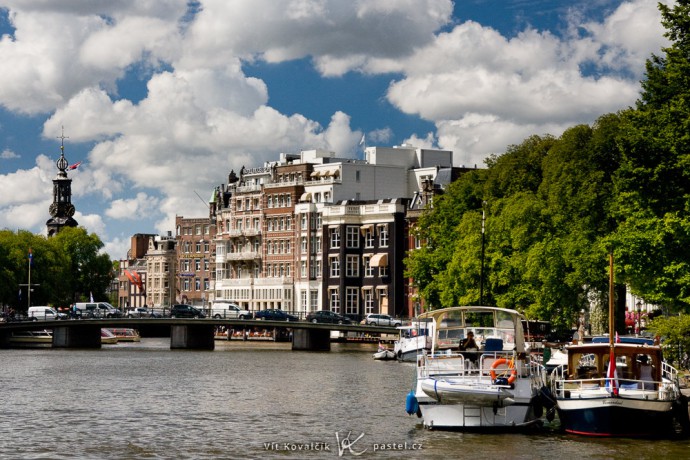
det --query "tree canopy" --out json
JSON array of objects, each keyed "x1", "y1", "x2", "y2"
[
  {"x1": 0, "y1": 227, "x2": 114, "y2": 311},
  {"x1": 405, "y1": 1, "x2": 690, "y2": 331}
]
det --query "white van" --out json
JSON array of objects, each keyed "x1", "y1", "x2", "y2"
[
  {"x1": 28, "y1": 306, "x2": 67, "y2": 321},
  {"x1": 74, "y1": 302, "x2": 123, "y2": 318},
  {"x1": 209, "y1": 302, "x2": 251, "y2": 319}
]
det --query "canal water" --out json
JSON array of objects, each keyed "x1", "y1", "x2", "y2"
[{"x1": 1, "y1": 339, "x2": 688, "y2": 459}]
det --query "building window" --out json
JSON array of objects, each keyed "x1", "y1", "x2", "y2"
[
  {"x1": 301, "y1": 261, "x2": 307, "y2": 278},
  {"x1": 329, "y1": 289, "x2": 340, "y2": 313},
  {"x1": 301, "y1": 290, "x2": 307, "y2": 309},
  {"x1": 364, "y1": 256, "x2": 373, "y2": 277},
  {"x1": 356, "y1": 170, "x2": 360, "y2": 182},
  {"x1": 314, "y1": 259, "x2": 321, "y2": 278},
  {"x1": 379, "y1": 265, "x2": 388, "y2": 277},
  {"x1": 346, "y1": 287, "x2": 358, "y2": 315},
  {"x1": 379, "y1": 224, "x2": 389, "y2": 247},
  {"x1": 310, "y1": 290, "x2": 319, "y2": 309},
  {"x1": 330, "y1": 257, "x2": 340, "y2": 277},
  {"x1": 346, "y1": 226, "x2": 359, "y2": 248},
  {"x1": 195, "y1": 278, "x2": 201, "y2": 290},
  {"x1": 330, "y1": 228, "x2": 340, "y2": 248},
  {"x1": 195, "y1": 259, "x2": 201, "y2": 271},
  {"x1": 365, "y1": 227, "x2": 374, "y2": 248},
  {"x1": 301, "y1": 237, "x2": 307, "y2": 252},
  {"x1": 346, "y1": 255, "x2": 359, "y2": 277},
  {"x1": 363, "y1": 290, "x2": 374, "y2": 314}
]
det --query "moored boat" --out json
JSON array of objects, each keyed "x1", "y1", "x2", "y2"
[
  {"x1": 551, "y1": 342, "x2": 685, "y2": 437},
  {"x1": 393, "y1": 319, "x2": 433, "y2": 362},
  {"x1": 9, "y1": 329, "x2": 53, "y2": 347},
  {"x1": 406, "y1": 306, "x2": 547, "y2": 430},
  {"x1": 106, "y1": 328, "x2": 141, "y2": 342},
  {"x1": 550, "y1": 253, "x2": 688, "y2": 437},
  {"x1": 101, "y1": 328, "x2": 118, "y2": 344},
  {"x1": 373, "y1": 345, "x2": 396, "y2": 360}
]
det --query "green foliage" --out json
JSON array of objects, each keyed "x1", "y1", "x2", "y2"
[
  {"x1": 648, "y1": 314, "x2": 690, "y2": 369},
  {"x1": 0, "y1": 227, "x2": 113, "y2": 311}
]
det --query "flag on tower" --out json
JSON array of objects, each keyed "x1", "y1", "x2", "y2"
[
  {"x1": 359, "y1": 134, "x2": 365, "y2": 146},
  {"x1": 67, "y1": 161, "x2": 82, "y2": 170}
]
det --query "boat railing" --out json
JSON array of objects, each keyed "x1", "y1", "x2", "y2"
[
  {"x1": 551, "y1": 373, "x2": 677, "y2": 400},
  {"x1": 418, "y1": 349, "x2": 523, "y2": 380}
]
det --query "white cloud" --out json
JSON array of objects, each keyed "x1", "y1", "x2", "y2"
[
  {"x1": 1, "y1": 148, "x2": 20, "y2": 159},
  {"x1": 106, "y1": 192, "x2": 160, "y2": 220},
  {"x1": 380, "y1": 0, "x2": 669, "y2": 165}
]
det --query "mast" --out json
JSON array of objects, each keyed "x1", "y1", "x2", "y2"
[{"x1": 609, "y1": 251, "x2": 615, "y2": 346}]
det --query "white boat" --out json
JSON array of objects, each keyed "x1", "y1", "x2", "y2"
[
  {"x1": 406, "y1": 306, "x2": 547, "y2": 430},
  {"x1": 373, "y1": 347, "x2": 396, "y2": 360},
  {"x1": 393, "y1": 319, "x2": 433, "y2": 361},
  {"x1": 9, "y1": 329, "x2": 53, "y2": 347}
]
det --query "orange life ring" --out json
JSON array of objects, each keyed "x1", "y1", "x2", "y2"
[{"x1": 490, "y1": 358, "x2": 517, "y2": 384}]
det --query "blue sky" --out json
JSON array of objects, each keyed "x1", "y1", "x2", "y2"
[{"x1": 0, "y1": 0, "x2": 670, "y2": 260}]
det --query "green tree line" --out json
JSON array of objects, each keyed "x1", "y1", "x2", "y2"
[
  {"x1": 0, "y1": 227, "x2": 114, "y2": 312},
  {"x1": 405, "y1": 0, "x2": 690, "y2": 335}
]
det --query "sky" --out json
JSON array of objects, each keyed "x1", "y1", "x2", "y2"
[{"x1": 0, "y1": 0, "x2": 671, "y2": 261}]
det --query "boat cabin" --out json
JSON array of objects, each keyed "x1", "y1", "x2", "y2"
[
  {"x1": 423, "y1": 307, "x2": 524, "y2": 354},
  {"x1": 567, "y1": 343, "x2": 662, "y2": 388}
]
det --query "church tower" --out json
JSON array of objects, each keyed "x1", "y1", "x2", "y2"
[{"x1": 46, "y1": 130, "x2": 78, "y2": 236}]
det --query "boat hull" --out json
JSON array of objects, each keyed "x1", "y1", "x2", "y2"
[
  {"x1": 418, "y1": 400, "x2": 540, "y2": 429},
  {"x1": 556, "y1": 397, "x2": 675, "y2": 437}
]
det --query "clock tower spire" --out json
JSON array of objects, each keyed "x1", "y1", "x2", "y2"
[{"x1": 46, "y1": 127, "x2": 78, "y2": 236}]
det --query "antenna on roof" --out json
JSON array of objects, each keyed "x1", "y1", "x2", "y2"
[{"x1": 194, "y1": 190, "x2": 210, "y2": 209}]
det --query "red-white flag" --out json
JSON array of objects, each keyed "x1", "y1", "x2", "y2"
[
  {"x1": 606, "y1": 350, "x2": 619, "y2": 395},
  {"x1": 67, "y1": 161, "x2": 82, "y2": 170}
]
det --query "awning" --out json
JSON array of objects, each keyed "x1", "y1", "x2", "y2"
[
  {"x1": 370, "y1": 253, "x2": 388, "y2": 267},
  {"x1": 360, "y1": 224, "x2": 373, "y2": 235},
  {"x1": 300, "y1": 192, "x2": 311, "y2": 201},
  {"x1": 310, "y1": 171, "x2": 320, "y2": 178}
]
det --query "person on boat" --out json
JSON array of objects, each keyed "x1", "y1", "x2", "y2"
[
  {"x1": 637, "y1": 355, "x2": 655, "y2": 390},
  {"x1": 458, "y1": 331, "x2": 479, "y2": 365},
  {"x1": 459, "y1": 331, "x2": 478, "y2": 351}
]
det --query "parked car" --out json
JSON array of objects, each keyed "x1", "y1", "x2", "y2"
[
  {"x1": 306, "y1": 310, "x2": 351, "y2": 324},
  {"x1": 28, "y1": 306, "x2": 68, "y2": 320},
  {"x1": 361, "y1": 313, "x2": 401, "y2": 327},
  {"x1": 254, "y1": 309, "x2": 299, "y2": 321},
  {"x1": 75, "y1": 302, "x2": 123, "y2": 318},
  {"x1": 209, "y1": 302, "x2": 252, "y2": 319},
  {"x1": 170, "y1": 304, "x2": 206, "y2": 318},
  {"x1": 126, "y1": 307, "x2": 162, "y2": 318}
]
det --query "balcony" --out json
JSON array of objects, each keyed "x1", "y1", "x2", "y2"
[{"x1": 226, "y1": 251, "x2": 260, "y2": 261}]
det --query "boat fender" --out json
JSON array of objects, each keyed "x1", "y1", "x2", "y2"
[
  {"x1": 490, "y1": 358, "x2": 517, "y2": 385},
  {"x1": 405, "y1": 390, "x2": 419, "y2": 416},
  {"x1": 531, "y1": 395, "x2": 543, "y2": 418}
]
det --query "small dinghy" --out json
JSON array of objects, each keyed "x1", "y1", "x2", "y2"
[{"x1": 373, "y1": 344, "x2": 396, "y2": 360}]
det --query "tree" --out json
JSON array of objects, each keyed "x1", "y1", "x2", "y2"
[
  {"x1": 613, "y1": 0, "x2": 690, "y2": 311},
  {"x1": 0, "y1": 227, "x2": 113, "y2": 310}
]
